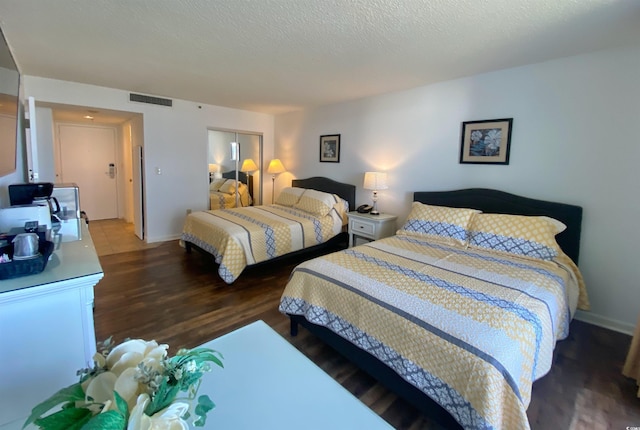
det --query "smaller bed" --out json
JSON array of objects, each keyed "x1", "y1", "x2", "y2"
[
  {"x1": 208, "y1": 171, "x2": 253, "y2": 210},
  {"x1": 182, "y1": 177, "x2": 356, "y2": 283}
]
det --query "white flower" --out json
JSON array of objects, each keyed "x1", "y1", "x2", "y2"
[
  {"x1": 185, "y1": 360, "x2": 197, "y2": 373},
  {"x1": 92, "y1": 351, "x2": 107, "y2": 368},
  {"x1": 83, "y1": 339, "x2": 169, "y2": 411},
  {"x1": 84, "y1": 372, "x2": 118, "y2": 413},
  {"x1": 128, "y1": 394, "x2": 189, "y2": 430},
  {"x1": 107, "y1": 340, "x2": 168, "y2": 376},
  {"x1": 25, "y1": 338, "x2": 222, "y2": 430}
]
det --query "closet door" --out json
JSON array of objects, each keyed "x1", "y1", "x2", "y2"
[{"x1": 207, "y1": 129, "x2": 263, "y2": 206}]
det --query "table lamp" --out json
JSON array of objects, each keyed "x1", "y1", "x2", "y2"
[
  {"x1": 363, "y1": 172, "x2": 388, "y2": 215},
  {"x1": 208, "y1": 163, "x2": 221, "y2": 179}
]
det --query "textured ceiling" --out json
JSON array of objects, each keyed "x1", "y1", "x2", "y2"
[{"x1": 0, "y1": 0, "x2": 639, "y2": 115}]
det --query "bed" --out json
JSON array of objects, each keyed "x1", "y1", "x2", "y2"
[
  {"x1": 208, "y1": 170, "x2": 253, "y2": 210},
  {"x1": 182, "y1": 177, "x2": 356, "y2": 283},
  {"x1": 279, "y1": 188, "x2": 590, "y2": 430}
]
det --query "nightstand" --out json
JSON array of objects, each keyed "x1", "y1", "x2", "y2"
[{"x1": 347, "y1": 212, "x2": 398, "y2": 247}]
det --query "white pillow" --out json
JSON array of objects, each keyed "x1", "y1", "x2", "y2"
[
  {"x1": 218, "y1": 179, "x2": 239, "y2": 194},
  {"x1": 275, "y1": 187, "x2": 306, "y2": 207},
  {"x1": 293, "y1": 189, "x2": 339, "y2": 217},
  {"x1": 209, "y1": 178, "x2": 227, "y2": 191}
]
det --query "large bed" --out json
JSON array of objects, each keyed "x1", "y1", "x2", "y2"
[
  {"x1": 182, "y1": 177, "x2": 356, "y2": 283},
  {"x1": 279, "y1": 188, "x2": 590, "y2": 430}
]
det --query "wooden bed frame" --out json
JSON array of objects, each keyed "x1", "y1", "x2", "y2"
[
  {"x1": 186, "y1": 176, "x2": 356, "y2": 271},
  {"x1": 288, "y1": 188, "x2": 583, "y2": 428}
]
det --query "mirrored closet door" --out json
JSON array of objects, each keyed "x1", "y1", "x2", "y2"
[{"x1": 208, "y1": 129, "x2": 263, "y2": 209}]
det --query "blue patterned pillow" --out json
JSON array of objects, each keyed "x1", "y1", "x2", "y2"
[
  {"x1": 397, "y1": 202, "x2": 480, "y2": 245},
  {"x1": 468, "y1": 213, "x2": 565, "y2": 260}
]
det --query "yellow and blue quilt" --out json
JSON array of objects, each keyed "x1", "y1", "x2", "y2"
[
  {"x1": 209, "y1": 188, "x2": 251, "y2": 210},
  {"x1": 279, "y1": 234, "x2": 588, "y2": 430},
  {"x1": 181, "y1": 205, "x2": 342, "y2": 283}
]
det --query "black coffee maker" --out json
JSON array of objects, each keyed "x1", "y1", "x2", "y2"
[{"x1": 8, "y1": 183, "x2": 61, "y2": 224}]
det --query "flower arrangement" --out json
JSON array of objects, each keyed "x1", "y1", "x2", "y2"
[{"x1": 23, "y1": 337, "x2": 223, "y2": 429}]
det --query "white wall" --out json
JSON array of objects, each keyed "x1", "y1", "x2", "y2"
[
  {"x1": 0, "y1": 149, "x2": 24, "y2": 207},
  {"x1": 0, "y1": 99, "x2": 25, "y2": 207},
  {"x1": 275, "y1": 46, "x2": 640, "y2": 334},
  {"x1": 22, "y1": 77, "x2": 275, "y2": 242}
]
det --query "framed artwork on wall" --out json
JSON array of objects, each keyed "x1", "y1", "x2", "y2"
[
  {"x1": 459, "y1": 118, "x2": 513, "y2": 165},
  {"x1": 319, "y1": 134, "x2": 340, "y2": 163}
]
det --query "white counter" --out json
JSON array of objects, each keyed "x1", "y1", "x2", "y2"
[{"x1": 0, "y1": 221, "x2": 103, "y2": 429}]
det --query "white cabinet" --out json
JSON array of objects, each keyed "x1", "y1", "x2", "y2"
[
  {"x1": 0, "y1": 223, "x2": 103, "y2": 429},
  {"x1": 347, "y1": 212, "x2": 397, "y2": 247}
]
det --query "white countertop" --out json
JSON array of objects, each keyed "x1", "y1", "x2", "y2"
[{"x1": 0, "y1": 220, "x2": 103, "y2": 295}]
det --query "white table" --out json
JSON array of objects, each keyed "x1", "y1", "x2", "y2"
[
  {"x1": 199, "y1": 320, "x2": 393, "y2": 429},
  {"x1": 347, "y1": 211, "x2": 397, "y2": 247}
]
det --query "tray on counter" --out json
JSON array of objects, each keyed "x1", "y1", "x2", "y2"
[{"x1": 0, "y1": 240, "x2": 55, "y2": 280}]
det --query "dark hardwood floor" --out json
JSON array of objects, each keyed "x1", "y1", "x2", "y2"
[{"x1": 94, "y1": 240, "x2": 640, "y2": 429}]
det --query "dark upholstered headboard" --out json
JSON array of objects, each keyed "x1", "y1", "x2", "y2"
[
  {"x1": 413, "y1": 188, "x2": 583, "y2": 264},
  {"x1": 292, "y1": 177, "x2": 356, "y2": 212}
]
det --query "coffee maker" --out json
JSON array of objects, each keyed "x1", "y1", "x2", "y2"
[{"x1": 8, "y1": 183, "x2": 61, "y2": 225}]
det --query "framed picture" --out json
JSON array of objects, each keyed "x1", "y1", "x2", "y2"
[
  {"x1": 459, "y1": 118, "x2": 513, "y2": 165},
  {"x1": 319, "y1": 134, "x2": 340, "y2": 163}
]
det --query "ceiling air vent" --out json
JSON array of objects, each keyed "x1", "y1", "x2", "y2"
[{"x1": 129, "y1": 93, "x2": 173, "y2": 107}]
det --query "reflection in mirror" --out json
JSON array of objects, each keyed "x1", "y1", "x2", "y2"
[
  {"x1": 0, "y1": 28, "x2": 20, "y2": 177},
  {"x1": 207, "y1": 130, "x2": 262, "y2": 209}
]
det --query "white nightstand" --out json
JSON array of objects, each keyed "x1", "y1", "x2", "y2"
[{"x1": 347, "y1": 212, "x2": 398, "y2": 247}]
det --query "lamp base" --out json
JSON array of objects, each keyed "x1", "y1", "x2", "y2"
[{"x1": 370, "y1": 197, "x2": 380, "y2": 215}]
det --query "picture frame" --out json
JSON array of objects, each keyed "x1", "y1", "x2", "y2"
[
  {"x1": 459, "y1": 118, "x2": 513, "y2": 165},
  {"x1": 319, "y1": 134, "x2": 340, "y2": 163}
]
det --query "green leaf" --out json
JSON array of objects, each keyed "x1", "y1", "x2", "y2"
[
  {"x1": 170, "y1": 349, "x2": 224, "y2": 369},
  {"x1": 145, "y1": 382, "x2": 181, "y2": 416},
  {"x1": 197, "y1": 395, "x2": 215, "y2": 412},
  {"x1": 80, "y1": 410, "x2": 126, "y2": 430},
  {"x1": 193, "y1": 395, "x2": 215, "y2": 427},
  {"x1": 33, "y1": 407, "x2": 92, "y2": 430},
  {"x1": 23, "y1": 383, "x2": 85, "y2": 429},
  {"x1": 113, "y1": 391, "x2": 129, "y2": 419}
]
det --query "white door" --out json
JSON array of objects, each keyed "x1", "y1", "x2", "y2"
[
  {"x1": 25, "y1": 96, "x2": 39, "y2": 182},
  {"x1": 133, "y1": 145, "x2": 144, "y2": 239},
  {"x1": 58, "y1": 124, "x2": 118, "y2": 220}
]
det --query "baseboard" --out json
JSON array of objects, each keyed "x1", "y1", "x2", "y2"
[
  {"x1": 574, "y1": 310, "x2": 635, "y2": 336},
  {"x1": 145, "y1": 234, "x2": 182, "y2": 244}
]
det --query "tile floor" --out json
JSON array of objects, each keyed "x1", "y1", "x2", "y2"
[{"x1": 88, "y1": 218, "x2": 160, "y2": 257}]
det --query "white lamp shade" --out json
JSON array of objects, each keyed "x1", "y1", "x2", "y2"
[
  {"x1": 363, "y1": 172, "x2": 388, "y2": 190},
  {"x1": 267, "y1": 159, "x2": 286, "y2": 174},
  {"x1": 240, "y1": 159, "x2": 258, "y2": 172},
  {"x1": 208, "y1": 163, "x2": 220, "y2": 174}
]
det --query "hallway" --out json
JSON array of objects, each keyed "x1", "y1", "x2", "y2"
[{"x1": 88, "y1": 218, "x2": 159, "y2": 257}]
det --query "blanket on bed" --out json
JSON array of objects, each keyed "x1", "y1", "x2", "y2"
[
  {"x1": 181, "y1": 205, "x2": 341, "y2": 283},
  {"x1": 279, "y1": 234, "x2": 587, "y2": 430},
  {"x1": 209, "y1": 189, "x2": 251, "y2": 209}
]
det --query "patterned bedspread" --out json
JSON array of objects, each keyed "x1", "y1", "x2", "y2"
[
  {"x1": 279, "y1": 234, "x2": 588, "y2": 430},
  {"x1": 181, "y1": 205, "x2": 343, "y2": 283},
  {"x1": 209, "y1": 189, "x2": 251, "y2": 209}
]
